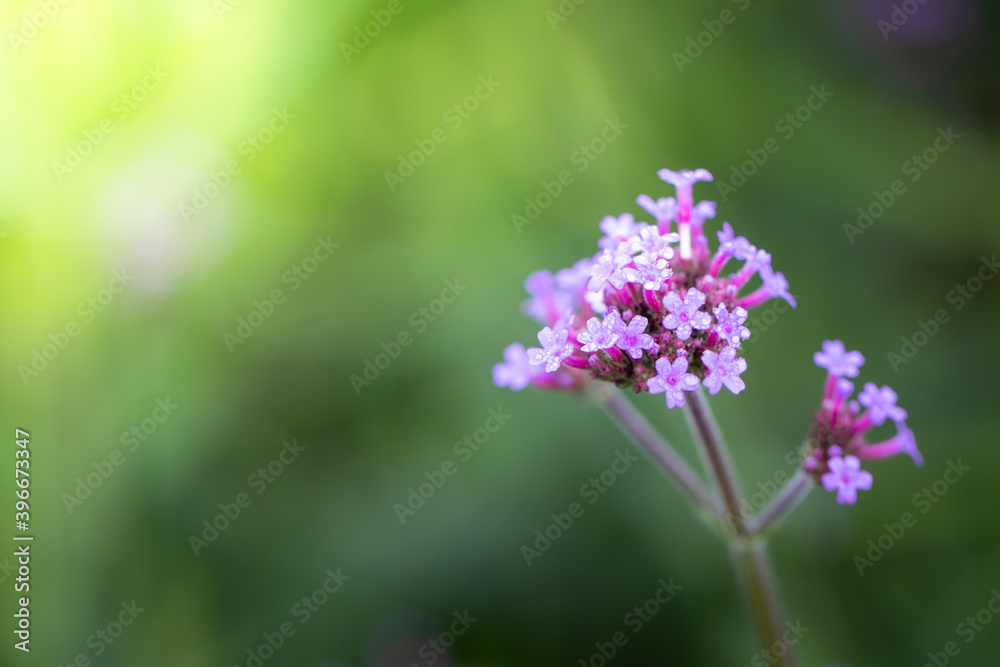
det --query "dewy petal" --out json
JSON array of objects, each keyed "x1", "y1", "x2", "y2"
[{"x1": 813, "y1": 339, "x2": 865, "y2": 377}]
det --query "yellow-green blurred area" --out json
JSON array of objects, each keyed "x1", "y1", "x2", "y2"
[{"x1": 0, "y1": 0, "x2": 998, "y2": 664}]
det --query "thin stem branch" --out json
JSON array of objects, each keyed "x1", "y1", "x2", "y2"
[
  {"x1": 730, "y1": 540, "x2": 802, "y2": 667},
  {"x1": 683, "y1": 389, "x2": 746, "y2": 535},
  {"x1": 682, "y1": 389, "x2": 799, "y2": 666},
  {"x1": 594, "y1": 386, "x2": 717, "y2": 516},
  {"x1": 746, "y1": 469, "x2": 814, "y2": 537}
]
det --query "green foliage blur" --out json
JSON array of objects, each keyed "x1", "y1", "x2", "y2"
[{"x1": 0, "y1": 0, "x2": 998, "y2": 664}]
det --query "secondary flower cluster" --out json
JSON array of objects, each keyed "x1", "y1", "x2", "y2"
[
  {"x1": 493, "y1": 168, "x2": 796, "y2": 408},
  {"x1": 805, "y1": 340, "x2": 922, "y2": 505}
]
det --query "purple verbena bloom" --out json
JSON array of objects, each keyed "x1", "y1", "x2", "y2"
[
  {"x1": 821, "y1": 455, "x2": 873, "y2": 505},
  {"x1": 493, "y1": 343, "x2": 547, "y2": 391},
  {"x1": 712, "y1": 304, "x2": 751, "y2": 349},
  {"x1": 616, "y1": 315, "x2": 655, "y2": 359},
  {"x1": 578, "y1": 312, "x2": 621, "y2": 353},
  {"x1": 555, "y1": 258, "x2": 593, "y2": 293},
  {"x1": 701, "y1": 346, "x2": 748, "y2": 395},
  {"x1": 623, "y1": 253, "x2": 672, "y2": 290},
  {"x1": 527, "y1": 321, "x2": 575, "y2": 372},
  {"x1": 627, "y1": 225, "x2": 678, "y2": 259},
  {"x1": 647, "y1": 355, "x2": 700, "y2": 408},
  {"x1": 636, "y1": 195, "x2": 677, "y2": 224},
  {"x1": 598, "y1": 213, "x2": 641, "y2": 250},
  {"x1": 690, "y1": 200, "x2": 717, "y2": 230},
  {"x1": 858, "y1": 383, "x2": 908, "y2": 425},
  {"x1": 736, "y1": 264, "x2": 796, "y2": 309},
  {"x1": 814, "y1": 340, "x2": 865, "y2": 378},
  {"x1": 521, "y1": 270, "x2": 575, "y2": 325},
  {"x1": 858, "y1": 423, "x2": 923, "y2": 467},
  {"x1": 730, "y1": 248, "x2": 772, "y2": 289},
  {"x1": 587, "y1": 249, "x2": 631, "y2": 292},
  {"x1": 662, "y1": 288, "x2": 712, "y2": 341},
  {"x1": 658, "y1": 168, "x2": 714, "y2": 188}
]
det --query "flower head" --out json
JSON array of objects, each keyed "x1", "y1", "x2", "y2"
[
  {"x1": 496, "y1": 167, "x2": 796, "y2": 399},
  {"x1": 821, "y1": 455, "x2": 873, "y2": 505},
  {"x1": 701, "y1": 346, "x2": 748, "y2": 395},
  {"x1": 662, "y1": 288, "x2": 712, "y2": 341},
  {"x1": 814, "y1": 340, "x2": 865, "y2": 378},
  {"x1": 647, "y1": 355, "x2": 700, "y2": 408}
]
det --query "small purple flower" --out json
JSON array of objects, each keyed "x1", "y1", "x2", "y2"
[
  {"x1": 701, "y1": 346, "x2": 748, "y2": 395},
  {"x1": 623, "y1": 253, "x2": 672, "y2": 290},
  {"x1": 627, "y1": 225, "x2": 678, "y2": 259},
  {"x1": 598, "y1": 213, "x2": 642, "y2": 251},
  {"x1": 521, "y1": 270, "x2": 574, "y2": 325},
  {"x1": 616, "y1": 315, "x2": 655, "y2": 359},
  {"x1": 712, "y1": 304, "x2": 751, "y2": 349},
  {"x1": 527, "y1": 321, "x2": 575, "y2": 372},
  {"x1": 587, "y1": 250, "x2": 631, "y2": 292},
  {"x1": 858, "y1": 383, "x2": 907, "y2": 425},
  {"x1": 555, "y1": 258, "x2": 593, "y2": 292},
  {"x1": 814, "y1": 340, "x2": 865, "y2": 378},
  {"x1": 716, "y1": 223, "x2": 757, "y2": 261},
  {"x1": 493, "y1": 343, "x2": 547, "y2": 391},
  {"x1": 859, "y1": 423, "x2": 923, "y2": 467},
  {"x1": 821, "y1": 455, "x2": 873, "y2": 505},
  {"x1": 657, "y1": 168, "x2": 713, "y2": 188},
  {"x1": 736, "y1": 264, "x2": 796, "y2": 309},
  {"x1": 636, "y1": 195, "x2": 677, "y2": 223},
  {"x1": 578, "y1": 312, "x2": 621, "y2": 353},
  {"x1": 662, "y1": 288, "x2": 712, "y2": 341},
  {"x1": 690, "y1": 200, "x2": 717, "y2": 230},
  {"x1": 647, "y1": 355, "x2": 700, "y2": 408}
]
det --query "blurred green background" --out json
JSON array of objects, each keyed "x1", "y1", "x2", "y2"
[{"x1": 1, "y1": 0, "x2": 998, "y2": 664}]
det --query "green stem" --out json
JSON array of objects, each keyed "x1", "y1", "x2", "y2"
[{"x1": 683, "y1": 389, "x2": 801, "y2": 666}]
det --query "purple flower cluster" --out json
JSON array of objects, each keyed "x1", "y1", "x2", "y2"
[
  {"x1": 806, "y1": 340, "x2": 922, "y2": 505},
  {"x1": 493, "y1": 168, "x2": 797, "y2": 409}
]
